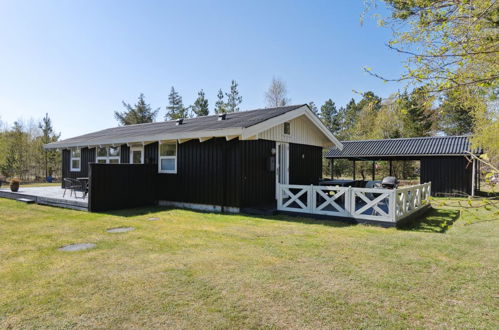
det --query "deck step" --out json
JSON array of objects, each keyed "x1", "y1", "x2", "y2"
[{"x1": 17, "y1": 198, "x2": 35, "y2": 204}]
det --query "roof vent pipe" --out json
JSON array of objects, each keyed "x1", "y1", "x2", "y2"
[
  {"x1": 218, "y1": 113, "x2": 226, "y2": 121},
  {"x1": 176, "y1": 118, "x2": 184, "y2": 125}
]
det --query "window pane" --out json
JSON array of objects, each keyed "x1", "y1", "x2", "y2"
[
  {"x1": 132, "y1": 151, "x2": 142, "y2": 164},
  {"x1": 71, "y1": 159, "x2": 80, "y2": 169},
  {"x1": 97, "y1": 159, "x2": 107, "y2": 164},
  {"x1": 97, "y1": 147, "x2": 107, "y2": 157},
  {"x1": 71, "y1": 149, "x2": 81, "y2": 158},
  {"x1": 160, "y1": 158, "x2": 175, "y2": 172},
  {"x1": 109, "y1": 158, "x2": 119, "y2": 164},
  {"x1": 160, "y1": 143, "x2": 176, "y2": 156},
  {"x1": 109, "y1": 146, "x2": 120, "y2": 157},
  {"x1": 284, "y1": 122, "x2": 290, "y2": 135}
]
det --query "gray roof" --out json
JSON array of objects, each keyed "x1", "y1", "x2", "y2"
[
  {"x1": 326, "y1": 135, "x2": 479, "y2": 159},
  {"x1": 46, "y1": 104, "x2": 307, "y2": 149}
]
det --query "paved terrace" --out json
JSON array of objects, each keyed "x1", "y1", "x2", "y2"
[{"x1": 0, "y1": 186, "x2": 88, "y2": 211}]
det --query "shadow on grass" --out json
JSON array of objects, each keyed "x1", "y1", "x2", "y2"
[
  {"x1": 243, "y1": 213, "x2": 356, "y2": 228},
  {"x1": 97, "y1": 205, "x2": 356, "y2": 228},
  {"x1": 99, "y1": 206, "x2": 170, "y2": 218},
  {"x1": 398, "y1": 208, "x2": 461, "y2": 233}
]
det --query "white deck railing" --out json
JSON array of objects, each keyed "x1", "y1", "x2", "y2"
[{"x1": 277, "y1": 182, "x2": 431, "y2": 223}]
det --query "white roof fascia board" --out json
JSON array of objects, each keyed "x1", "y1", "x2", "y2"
[
  {"x1": 44, "y1": 127, "x2": 244, "y2": 149},
  {"x1": 241, "y1": 106, "x2": 343, "y2": 149}
]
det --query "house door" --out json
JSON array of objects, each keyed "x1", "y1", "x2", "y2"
[
  {"x1": 130, "y1": 146, "x2": 144, "y2": 164},
  {"x1": 276, "y1": 142, "x2": 289, "y2": 198}
]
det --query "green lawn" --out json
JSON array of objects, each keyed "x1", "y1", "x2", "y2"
[{"x1": 0, "y1": 198, "x2": 497, "y2": 328}]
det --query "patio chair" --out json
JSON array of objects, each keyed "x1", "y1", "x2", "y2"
[{"x1": 63, "y1": 178, "x2": 84, "y2": 198}]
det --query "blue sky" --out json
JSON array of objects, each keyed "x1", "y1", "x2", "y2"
[{"x1": 0, "y1": 0, "x2": 405, "y2": 138}]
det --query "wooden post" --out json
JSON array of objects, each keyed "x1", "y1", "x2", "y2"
[
  {"x1": 353, "y1": 160, "x2": 356, "y2": 180},
  {"x1": 331, "y1": 159, "x2": 334, "y2": 179},
  {"x1": 389, "y1": 160, "x2": 393, "y2": 176},
  {"x1": 471, "y1": 159, "x2": 476, "y2": 197},
  {"x1": 372, "y1": 161, "x2": 375, "y2": 181},
  {"x1": 477, "y1": 161, "x2": 481, "y2": 191}
]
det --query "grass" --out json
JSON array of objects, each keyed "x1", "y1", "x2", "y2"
[{"x1": 0, "y1": 198, "x2": 497, "y2": 328}]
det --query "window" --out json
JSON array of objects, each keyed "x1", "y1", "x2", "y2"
[
  {"x1": 284, "y1": 122, "x2": 291, "y2": 135},
  {"x1": 70, "y1": 148, "x2": 81, "y2": 171},
  {"x1": 130, "y1": 146, "x2": 143, "y2": 164},
  {"x1": 159, "y1": 142, "x2": 177, "y2": 173},
  {"x1": 96, "y1": 146, "x2": 121, "y2": 164}
]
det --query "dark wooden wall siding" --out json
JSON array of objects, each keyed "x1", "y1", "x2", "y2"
[
  {"x1": 155, "y1": 138, "x2": 241, "y2": 207},
  {"x1": 63, "y1": 140, "x2": 324, "y2": 210},
  {"x1": 120, "y1": 145, "x2": 130, "y2": 164},
  {"x1": 240, "y1": 140, "x2": 275, "y2": 208},
  {"x1": 88, "y1": 164, "x2": 156, "y2": 212},
  {"x1": 61, "y1": 147, "x2": 96, "y2": 187},
  {"x1": 144, "y1": 142, "x2": 158, "y2": 165},
  {"x1": 289, "y1": 143, "x2": 322, "y2": 185},
  {"x1": 420, "y1": 156, "x2": 472, "y2": 195}
]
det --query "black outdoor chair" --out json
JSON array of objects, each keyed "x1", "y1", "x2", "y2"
[{"x1": 63, "y1": 178, "x2": 84, "y2": 198}]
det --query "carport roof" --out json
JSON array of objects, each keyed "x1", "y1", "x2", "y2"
[{"x1": 326, "y1": 135, "x2": 480, "y2": 160}]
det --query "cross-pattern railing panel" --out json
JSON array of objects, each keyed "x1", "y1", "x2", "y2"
[
  {"x1": 277, "y1": 182, "x2": 431, "y2": 223},
  {"x1": 351, "y1": 188, "x2": 394, "y2": 222},
  {"x1": 277, "y1": 184, "x2": 312, "y2": 214},
  {"x1": 312, "y1": 186, "x2": 350, "y2": 216},
  {"x1": 394, "y1": 182, "x2": 431, "y2": 221}
]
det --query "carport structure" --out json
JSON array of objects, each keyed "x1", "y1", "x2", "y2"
[{"x1": 326, "y1": 135, "x2": 481, "y2": 196}]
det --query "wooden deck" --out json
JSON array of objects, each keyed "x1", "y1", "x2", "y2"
[{"x1": 0, "y1": 186, "x2": 88, "y2": 211}]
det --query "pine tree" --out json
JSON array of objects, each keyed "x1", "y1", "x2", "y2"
[
  {"x1": 1, "y1": 122, "x2": 27, "y2": 179},
  {"x1": 225, "y1": 80, "x2": 242, "y2": 113},
  {"x1": 399, "y1": 87, "x2": 435, "y2": 137},
  {"x1": 38, "y1": 113, "x2": 61, "y2": 178},
  {"x1": 214, "y1": 89, "x2": 226, "y2": 114},
  {"x1": 439, "y1": 89, "x2": 474, "y2": 135},
  {"x1": 192, "y1": 89, "x2": 209, "y2": 117},
  {"x1": 115, "y1": 94, "x2": 159, "y2": 125},
  {"x1": 165, "y1": 87, "x2": 189, "y2": 120},
  {"x1": 319, "y1": 99, "x2": 341, "y2": 134},
  {"x1": 308, "y1": 102, "x2": 318, "y2": 115}
]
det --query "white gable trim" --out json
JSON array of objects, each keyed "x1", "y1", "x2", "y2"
[{"x1": 242, "y1": 106, "x2": 343, "y2": 149}]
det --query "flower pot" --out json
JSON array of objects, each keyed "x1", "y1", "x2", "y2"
[{"x1": 10, "y1": 181, "x2": 19, "y2": 192}]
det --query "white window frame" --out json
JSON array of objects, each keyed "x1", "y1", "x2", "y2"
[
  {"x1": 283, "y1": 122, "x2": 291, "y2": 135},
  {"x1": 70, "y1": 148, "x2": 81, "y2": 172},
  {"x1": 158, "y1": 142, "x2": 177, "y2": 174},
  {"x1": 130, "y1": 146, "x2": 144, "y2": 164},
  {"x1": 95, "y1": 146, "x2": 121, "y2": 164}
]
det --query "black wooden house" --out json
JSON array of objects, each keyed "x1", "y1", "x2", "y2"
[{"x1": 46, "y1": 105, "x2": 342, "y2": 212}]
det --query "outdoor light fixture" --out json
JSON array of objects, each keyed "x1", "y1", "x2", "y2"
[{"x1": 271, "y1": 148, "x2": 276, "y2": 155}]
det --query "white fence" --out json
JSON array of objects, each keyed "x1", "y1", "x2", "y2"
[{"x1": 277, "y1": 182, "x2": 431, "y2": 223}]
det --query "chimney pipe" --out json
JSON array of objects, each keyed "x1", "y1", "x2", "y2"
[
  {"x1": 176, "y1": 118, "x2": 183, "y2": 125},
  {"x1": 218, "y1": 113, "x2": 226, "y2": 121}
]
